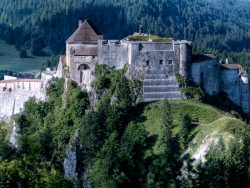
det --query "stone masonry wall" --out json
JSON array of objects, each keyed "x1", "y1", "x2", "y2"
[
  {"x1": 221, "y1": 69, "x2": 241, "y2": 106},
  {"x1": 191, "y1": 59, "x2": 220, "y2": 95},
  {"x1": 98, "y1": 40, "x2": 129, "y2": 69}
]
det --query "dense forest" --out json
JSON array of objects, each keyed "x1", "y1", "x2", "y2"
[
  {"x1": 0, "y1": 65, "x2": 250, "y2": 187},
  {"x1": 0, "y1": 0, "x2": 250, "y2": 55}
]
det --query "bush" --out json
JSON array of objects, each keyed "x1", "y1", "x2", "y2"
[{"x1": 19, "y1": 49, "x2": 27, "y2": 58}]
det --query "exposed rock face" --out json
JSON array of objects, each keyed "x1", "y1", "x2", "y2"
[
  {"x1": 10, "y1": 123, "x2": 18, "y2": 148},
  {"x1": 64, "y1": 129, "x2": 82, "y2": 179}
]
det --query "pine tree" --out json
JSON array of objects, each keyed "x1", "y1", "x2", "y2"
[{"x1": 178, "y1": 113, "x2": 192, "y2": 153}]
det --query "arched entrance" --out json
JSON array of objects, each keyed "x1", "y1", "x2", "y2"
[{"x1": 78, "y1": 64, "x2": 91, "y2": 84}]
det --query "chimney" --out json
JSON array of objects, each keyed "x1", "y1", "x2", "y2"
[{"x1": 79, "y1": 20, "x2": 83, "y2": 27}]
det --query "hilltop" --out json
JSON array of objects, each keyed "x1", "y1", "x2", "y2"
[{"x1": 0, "y1": 65, "x2": 249, "y2": 187}]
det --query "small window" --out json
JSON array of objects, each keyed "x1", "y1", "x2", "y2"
[
  {"x1": 146, "y1": 60, "x2": 149, "y2": 66},
  {"x1": 168, "y1": 60, "x2": 173, "y2": 65},
  {"x1": 159, "y1": 60, "x2": 163, "y2": 65}
]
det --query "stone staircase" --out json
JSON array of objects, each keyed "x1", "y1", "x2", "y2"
[{"x1": 143, "y1": 69, "x2": 182, "y2": 102}]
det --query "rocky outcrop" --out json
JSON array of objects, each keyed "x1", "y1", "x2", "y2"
[
  {"x1": 10, "y1": 123, "x2": 18, "y2": 148},
  {"x1": 63, "y1": 129, "x2": 82, "y2": 179}
]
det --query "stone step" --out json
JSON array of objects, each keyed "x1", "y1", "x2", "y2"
[
  {"x1": 144, "y1": 98, "x2": 181, "y2": 102},
  {"x1": 143, "y1": 79, "x2": 178, "y2": 86},
  {"x1": 145, "y1": 74, "x2": 167, "y2": 79},
  {"x1": 147, "y1": 69, "x2": 166, "y2": 74},
  {"x1": 144, "y1": 85, "x2": 179, "y2": 92},
  {"x1": 144, "y1": 91, "x2": 182, "y2": 99}
]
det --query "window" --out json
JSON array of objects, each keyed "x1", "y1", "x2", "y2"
[
  {"x1": 159, "y1": 60, "x2": 163, "y2": 65},
  {"x1": 168, "y1": 60, "x2": 173, "y2": 65},
  {"x1": 146, "y1": 60, "x2": 149, "y2": 66}
]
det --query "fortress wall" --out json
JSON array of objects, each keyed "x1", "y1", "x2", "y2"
[
  {"x1": 0, "y1": 79, "x2": 46, "y2": 121},
  {"x1": 0, "y1": 89, "x2": 45, "y2": 121},
  {"x1": 191, "y1": 63, "x2": 201, "y2": 85},
  {"x1": 0, "y1": 80, "x2": 41, "y2": 93},
  {"x1": 191, "y1": 60, "x2": 220, "y2": 95},
  {"x1": 124, "y1": 42, "x2": 183, "y2": 78},
  {"x1": 98, "y1": 40, "x2": 129, "y2": 69},
  {"x1": 221, "y1": 69, "x2": 241, "y2": 106}
]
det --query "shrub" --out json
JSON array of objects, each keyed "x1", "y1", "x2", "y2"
[{"x1": 19, "y1": 49, "x2": 27, "y2": 58}]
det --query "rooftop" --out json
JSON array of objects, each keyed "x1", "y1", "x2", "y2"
[
  {"x1": 0, "y1": 79, "x2": 41, "y2": 83},
  {"x1": 125, "y1": 33, "x2": 173, "y2": 43},
  {"x1": 220, "y1": 64, "x2": 245, "y2": 73},
  {"x1": 66, "y1": 20, "x2": 103, "y2": 44}
]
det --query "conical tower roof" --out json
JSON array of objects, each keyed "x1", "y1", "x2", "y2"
[{"x1": 66, "y1": 20, "x2": 103, "y2": 44}]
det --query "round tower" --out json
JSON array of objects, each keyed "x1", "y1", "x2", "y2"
[{"x1": 179, "y1": 41, "x2": 192, "y2": 78}]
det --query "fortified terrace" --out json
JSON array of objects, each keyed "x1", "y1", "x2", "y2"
[{"x1": 0, "y1": 19, "x2": 250, "y2": 121}]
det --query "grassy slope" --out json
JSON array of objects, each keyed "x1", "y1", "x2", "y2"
[
  {"x1": 0, "y1": 40, "x2": 47, "y2": 72},
  {"x1": 139, "y1": 100, "x2": 246, "y2": 159}
]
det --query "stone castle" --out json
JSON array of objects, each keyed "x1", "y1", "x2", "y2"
[
  {"x1": 1, "y1": 19, "x2": 250, "y2": 120},
  {"x1": 56, "y1": 20, "x2": 250, "y2": 115}
]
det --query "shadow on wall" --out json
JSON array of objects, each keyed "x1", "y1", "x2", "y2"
[{"x1": 203, "y1": 92, "x2": 247, "y2": 121}]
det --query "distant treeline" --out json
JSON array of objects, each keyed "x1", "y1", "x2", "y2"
[{"x1": 0, "y1": 0, "x2": 250, "y2": 55}]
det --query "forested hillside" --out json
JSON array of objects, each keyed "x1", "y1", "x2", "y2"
[
  {"x1": 0, "y1": 65, "x2": 249, "y2": 187},
  {"x1": 0, "y1": 0, "x2": 250, "y2": 55}
]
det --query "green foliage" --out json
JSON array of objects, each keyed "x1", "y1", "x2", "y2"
[
  {"x1": 0, "y1": 156, "x2": 69, "y2": 188},
  {"x1": 0, "y1": 39, "x2": 46, "y2": 72},
  {"x1": 1, "y1": 64, "x2": 249, "y2": 187},
  {"x1": 178, "y1": 113, "x2": 192, "y2": 152},
  {"x1": 190, "y1": 135, "x2": 250, "y2": 188},
  {"x1": 19, "y1": 49, "x2": 27, "y2": 58},
  {"x1": 0, "y1": 0, "x2": 250, "y2": 54},
  {"x1": 147, "y1": 100, "x2": 181, "y2": 187},
  {"x1": 176, "y1": 73, "x2": 204, "y2": 100},
  {"x1": 128, "y1": 35, "x2": 173, "y2": 42},
  {"x1": 93, "y1": 64, "x2": 112, "y2": 92},
  {"x1": 41, "y1": 55, "x2": 59, "y2": 69}
]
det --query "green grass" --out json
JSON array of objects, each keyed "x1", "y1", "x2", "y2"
[
  {"x1": 137, "y1": 100, "x2": 247, "y2": 157},
  {"x1": 0, "y1": 39, "x2": 47, "y2": 72},
  {"x1": 128, "y1": 35, "x2": 173, "y2": 42},
  {"x1": 142, "y1": 100, "x2": 226, "y2": 136}
]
